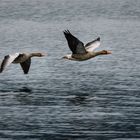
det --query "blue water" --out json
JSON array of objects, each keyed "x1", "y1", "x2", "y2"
[{"x1": 0, "y1": 0, "x2": 140, "y2": 139}]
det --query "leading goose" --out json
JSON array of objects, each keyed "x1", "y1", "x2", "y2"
[
  {"x1": 63, "y1": 30, "x2": 111, "y2": 61},
  {"x1": 0, "y1": 52, "x2": 45, "y2": 74}
]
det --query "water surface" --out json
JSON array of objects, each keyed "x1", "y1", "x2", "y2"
[{"x1": 0, "y1": 0, "x2": 140, "y2": 139}]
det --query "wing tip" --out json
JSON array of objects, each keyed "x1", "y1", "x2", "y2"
[
  {"x1": 96, "y1": 37, "x2": 100, "y2": 41},
  {"x1": 24, "y1": 72, "x2": 28, "y2": 74},
  {"x1": 63, "y1": 29, "x2": 71, "y2": 35}
]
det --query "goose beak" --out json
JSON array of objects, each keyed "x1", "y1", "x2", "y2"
[
  {"x1": 107, "y1": 51, "x2": 112, "y2": 54},
  {"x1": 41, "y1": 53, "x2": 47, "y2": 56}
]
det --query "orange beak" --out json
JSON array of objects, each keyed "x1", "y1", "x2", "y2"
[
  {"x1": 41, "y1": 53, "x2": 47, "y2": 56},
  {"x1": 107, "y1": 51, "x2": 112, "y2": 54}
]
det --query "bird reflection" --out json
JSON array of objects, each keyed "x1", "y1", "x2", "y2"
[
  {"x1": 19, "y1": 86, "x2": 32, "y2": 93},
  {"x1": 15, "y1": 86, "x2": 33, "y2": 105},
  {"x1": 68, "y1": 95, "x2": 88, "y2": 106}
]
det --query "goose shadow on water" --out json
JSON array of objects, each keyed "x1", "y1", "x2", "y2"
[
  {"x1": 0, "y1": 85, "x2": 33, "y2": 104},
  {"x1": 0, "y1": 86, "x2": 32, "y2": 94},
  {"x1": 67, "y1": 93, "x2": 91, "y2": 106},
  {"x1": 0, "y1": 77, "x2": 32, "y2": 94},
  {"x1": 18, "y1": 86, "x2": 32, "y2": 93},
  {"x1": 15, "y1": 86, "x2": 34, "y2": 105}
]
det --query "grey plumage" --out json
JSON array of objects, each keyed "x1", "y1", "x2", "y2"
[
  {"x1": 0, "y1": 52, "x2": 44, "y2": 74},
  {"x1": 63, "y1": 30, "x2": 111, "y2": 61},
  {"x1": 63, "y1": 30, "x2": 86, "y2": 54}
]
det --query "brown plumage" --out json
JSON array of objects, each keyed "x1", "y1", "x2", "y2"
[
  {"x1": 63, "y1": 30, "x2": 111, "y2": 61},
  {"x1": 0, "y1": 52, "x2": 45, "y2": 74}
]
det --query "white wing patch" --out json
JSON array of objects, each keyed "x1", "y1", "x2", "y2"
[
  {"x1": 0, "y1": 53, "x2": 20, "y2": 73},
  {"x1": 6, "y1": 53, "x2": 20, "y2": 67},
  {"x1": 86, "y1": 41, "x2": 100, "y2": 52}
]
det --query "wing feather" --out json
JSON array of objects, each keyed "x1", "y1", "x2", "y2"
[
  {"x1": 63, "y1": 30, "x2": 86, "y2": 54},
  {"x1": 0, "y1": 53, "x2": 20, "y2": 73},
  {"x1": 85, "y1": 37, "x2": 100, "y2": 52},
  {"x1": 20, "y1": 58, "x2": 31, "y2": 74}
]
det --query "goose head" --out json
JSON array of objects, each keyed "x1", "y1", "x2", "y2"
[
  {"x1": 30, "y1": 52, "x2": 46, "y2": 57},
  {"x1": 100, "y1": 50, "x2": 112, "y2": 55}
]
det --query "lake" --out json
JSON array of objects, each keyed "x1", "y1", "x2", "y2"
[{"x1": 0, "y1": 0, "x2": 140, "y2": 139}]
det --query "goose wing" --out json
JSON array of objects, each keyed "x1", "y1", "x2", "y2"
[
  {"x1": 85, "y1": 37, "x2": 100, "y2": 52},
  {"x1": 63, "y1": 30, "x2": 86, "y2": 54},
  {"x1": 20, "y1": 58, "x2": 31, "y2": 74},
  {"x1": 0, "y1": 53, "x2": 20, "y2": 73}
]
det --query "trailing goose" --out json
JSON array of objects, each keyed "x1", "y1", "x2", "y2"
[
  {"x1": 0, "y1": 52, "x2": 45, "y2": 74},
  {"x1": 63, "y1": 30, "x2": 111, "y2": 61}
]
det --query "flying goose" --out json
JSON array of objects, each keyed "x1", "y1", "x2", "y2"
[
  {"x1": 63, "y1": 30, "x2": 111, "y2": 61},
  {"x1": 0, "y1": 52, "x2": 45, "y2": 74}
]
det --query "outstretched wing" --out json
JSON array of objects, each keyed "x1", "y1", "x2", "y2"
[
  {"x1": 0, "y1": 53, "x2": 20, "y2": 73},
  {"x1": 20, "y1": 58, "x2": 31, "y2": 74},
  {"x1": 85, "y1": 37, "x2": 100, "y2": 52},
  {"x1": 63, "y1": 30, "x2": 86, "y2": 54}
]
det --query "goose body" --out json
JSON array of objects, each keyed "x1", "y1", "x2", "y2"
[
  {"x1": 63, "y1": 30, "x2": 111, "y2": 61},
  {"x1": 0, "y1": 52, "x2": 45, "y2": 74}
]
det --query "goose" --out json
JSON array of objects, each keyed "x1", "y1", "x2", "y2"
[
  {"x1": 63, "y1": 30, "x2": 111, "y2": 61},
  {"x1": 0, "y1": 52, "x2": 45, "y2": 74}
]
